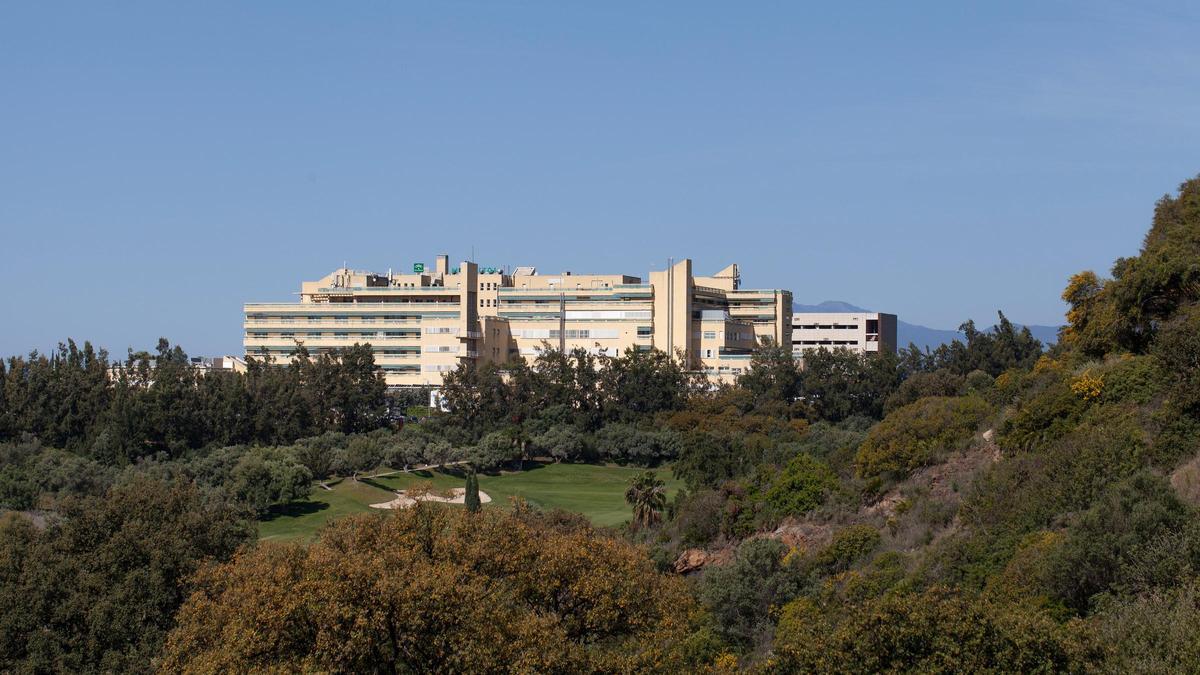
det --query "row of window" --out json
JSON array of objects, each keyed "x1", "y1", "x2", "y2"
[
  {"x1": 248, "y1": 315, "x2": 430, "y2": 323},
  {"x1": 247, "y1": 331, "x2": 419, "y2": 338},
  {"x1": 514, "y1": 328, "x2": 620, "y2": 340},
  {"x1": 316, "y1": 297, "x2": 461, "y2": 303},
  {"x1": 795, "y1": 340, "x2": 861, "y2": 345},
  {"x1": 699, "y1": 330, "x2": 754, "y2": 341},
  {"x1": 795, "y1": 324, "x2": 860, "y2": 330}
]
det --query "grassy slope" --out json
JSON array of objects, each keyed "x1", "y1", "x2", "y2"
[{"x1": 258, "y1": 462, "x2": 684, "y2": 542}]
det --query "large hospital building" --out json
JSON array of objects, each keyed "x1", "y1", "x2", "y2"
[{"x1": 244, "y1": 256, "x2": 793, "y2": 386}]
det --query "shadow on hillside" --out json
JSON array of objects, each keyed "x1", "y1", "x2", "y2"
[
  {"x1": 359, "y1": 477, "x2": 397, "y2": 493},
  {"x1": 261, "y1": 500, "x2": 330, "y2": 521},
  {"x1": 477, "y1": 460, "x2": 551, "y2": 477}
]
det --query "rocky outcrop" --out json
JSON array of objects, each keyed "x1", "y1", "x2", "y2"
[
  {"x1": 673, "y1": 548, "x2": 709, "y2": 574},
  {"x1": 763, "y1": 519, "x2": 835, "y2": 551},
  {"x1": 673, "y1": 546, "x2": 734, "y2": 574}
]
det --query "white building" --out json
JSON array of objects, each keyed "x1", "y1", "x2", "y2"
[{"x1": 791, "y1": 312, "x2": 897, "y2": 357}]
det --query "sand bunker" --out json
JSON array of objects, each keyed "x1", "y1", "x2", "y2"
[{"x1": 370, "y1": 487, "x2": 493, "y2": 510}]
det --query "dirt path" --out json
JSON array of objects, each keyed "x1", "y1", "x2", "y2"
[{"x1": 365, "y1": 461, "x2": 469, "y2": 479}]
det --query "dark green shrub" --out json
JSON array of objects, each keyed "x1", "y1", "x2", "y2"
[
  {"x1": 964, "y1": 369, "x2": 995, "y2": 395},
  {"x1": 818, "y1": 524, "x2": 881, "y2": 573},
  {"x1": 795, "y1": 418, "x2": 873, "y2": 478},
  {"x1": 855, "y1": 396, "x2": 991, "y2": 479},
  {"x1": 1091, "y1": 581, "x2": 1200, "y2": 672},
  {"x1": 674, "y1": 488, "x2": 725, "y2": 546},
  {"x1": 1048, "y1": 471, "x2": 1191, "y2": 614},
  {"x1": 531, "y1": 425, "x2": 592, "y2": 462},
  {"x1": 1152, "y1": 307, "x2": 1200, "y2": 414},
  {"x1": 772, "y1": 587, "x2": 1098, "y2": 673},
  {"x1": 1150, "y1": 409, "x2": 1200, "y2": 468},
  {"x1": 697, "y1": 537, "x2": 788, "y2": 649},
  {"x1": 964, "y1": 410, "x2": 1145, "y2": 536},
  {"x1": 1100, "y1": 355, "x2": 1164, "y2": 405},
  {"x1": 999, "y1": 379, "x2": 1089, "y2": 452},
  {"x1": 765, "y1": 454, "x2": 836, "y2": 516},
  {"x1": 883, "y1": 370, "x2": 965, "y2": 413},
  {"x1": 673, "y1": 431, "x2": 748, "y2": 490}
]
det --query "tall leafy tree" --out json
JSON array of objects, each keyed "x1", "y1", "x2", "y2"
[
  {"x1": 799, "y1": 348, "x2": 902, "y2": 422},
  {"x1": 159, "y1": 506, "x2": 694, "y2": 671},
  {"x1": 738, "y1": 338, "x2": 803, "y2": 411}
]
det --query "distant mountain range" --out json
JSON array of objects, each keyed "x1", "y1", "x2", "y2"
[{"x1": 792, "y1": 301, "x2": 1061, "y2": 352}]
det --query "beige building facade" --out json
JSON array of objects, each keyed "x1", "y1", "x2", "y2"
[
  {"x1": 244, "y1": 256, "x2": 792, "y2": 386},
  {"x1": 791, "y1": 311, "x2": 897, "y2": 357}
]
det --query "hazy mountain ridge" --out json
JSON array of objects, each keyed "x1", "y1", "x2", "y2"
[{"x1": 793, "y1": 300, "x2": 1061, "y2": 351}]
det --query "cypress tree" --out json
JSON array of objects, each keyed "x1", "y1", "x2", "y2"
[{"x1": 464, "y1": 471, "x2": 481, "y2": 513}]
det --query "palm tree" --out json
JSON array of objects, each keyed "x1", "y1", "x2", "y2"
[{"x1": 625, "y1": 471, "x2": 666, "y2": 531}]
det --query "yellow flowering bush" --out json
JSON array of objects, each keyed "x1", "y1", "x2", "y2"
[{"x1": 1071, "y1": 371, "x2": 1104, "y2": 400}]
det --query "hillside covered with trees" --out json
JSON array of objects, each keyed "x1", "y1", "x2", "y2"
[{"x1": 1, "y1": 175, "x2": 1199, "y2": 671}]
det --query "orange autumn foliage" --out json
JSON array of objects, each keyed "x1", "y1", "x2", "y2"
[{"x1": 160, "y1": 503, "x2": 695, "y2": 673}]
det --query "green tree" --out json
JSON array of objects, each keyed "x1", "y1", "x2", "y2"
[
  {"x1": 625, "y1": 470, "x2": 667, "y2": 531},
  {"x1": 230, "y1": 450, "x2": 313, "y2": 517},
  {"x1": 799, "y1": 348, "x2": 903, "y2": 422},
  {"x1": 765, "y1": 453, "x2": 836, "y2": 516},
  {"x1": 159, "y1": 505, "x2": 695, "y2": 672},
  {"x1": 672, "y1": 431, "x2": 748, "y2": 490},
  {"x1": 0, "y1": 476, "x2": 253, "y2": 673},
  {"x1": 738, "y1": 338, "x2": 803, "y2": 409},
  {"x1": 532, "y1": 424, "x2": 591, "y2": 462},
  {"x1": 1060, "y1": 175, "x2": 1200, "y2": 355},
  {"x1": 598, "y1": 347, "x2": 693, "y2": 422},
  {"x1": 464, "y1": 471, "x2": 481, "y2": 513},
  {"x1": 438, "y1": 362, "x2": 510, "y2": 439},
  {"x1": 468, "y1": 430, "x2": 518, "y2": 472}
]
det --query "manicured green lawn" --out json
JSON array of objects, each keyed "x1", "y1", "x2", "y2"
[
  {"x1": 257, "y1": 478, "x2": 397, "y2": 542},
  {"x1": 257, "y1": 462, "x2": 684, "y2": 541}
]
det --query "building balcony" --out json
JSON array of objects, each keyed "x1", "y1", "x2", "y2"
[{"x1": 244, "y1": 335, "x2": 421, "y2": 344}]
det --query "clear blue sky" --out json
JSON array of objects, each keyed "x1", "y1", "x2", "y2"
[{"x1": 2, "y1": 1, "x2": 1198, "y2": 358}]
